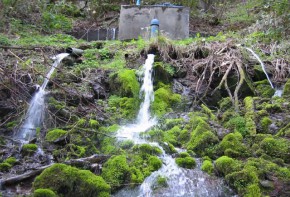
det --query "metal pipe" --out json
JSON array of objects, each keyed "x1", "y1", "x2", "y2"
[
  {"x1": 66, "y1": 47, "x2": 84, "y2": 57},
  {"x1": 136, "y1": 0, "x2": 141, "y2": 6},
  {"x1": 150, "y1": 19, "x2": 159, "y2": 39}
]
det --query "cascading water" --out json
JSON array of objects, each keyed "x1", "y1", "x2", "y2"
[
  {"x1": 244, "y1": 47, "x2": 274, "y2": 89},
  {"x1": 115, "y1": 54, "x2": 234, "y2": 197},
  {"x1": 17, "y1": 53, "x2": 69, "y2": 141}
]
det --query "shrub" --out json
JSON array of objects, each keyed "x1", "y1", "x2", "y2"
[{"x1": 33, "y1": 164, "x2": 110, "y2": 197}]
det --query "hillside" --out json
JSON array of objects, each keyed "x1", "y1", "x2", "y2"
[{"x1": 0, "y1": 0, "x2": 290, "y2": 197}]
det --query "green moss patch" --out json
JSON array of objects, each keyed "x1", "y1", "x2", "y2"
[
  {"x1": 45, "y1": 129, "x2": 67, "y2": 142},
  {"x1": 33, "y1": 163, "x2": 110, "y2": 197}
]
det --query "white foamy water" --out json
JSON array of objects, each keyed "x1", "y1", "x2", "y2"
[{"x1": 17, "y1": 53, "x2": 69, "y2": 141}]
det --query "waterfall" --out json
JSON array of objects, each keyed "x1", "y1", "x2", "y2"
[
  {"x1": 244, "y1": 47, "x2": 274, "y2": 89},
  {"x1": 17, "y1": 53, "x2": 69, "y2": 141},
  {"x1": 115, "y1": 55, "x2": 233, "y2": 197}
]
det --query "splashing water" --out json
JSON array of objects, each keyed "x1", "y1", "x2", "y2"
[
  {"x1": 115, "y1": 54, "x2": 234, "y2": 197},
  {"x1": 116, "y1": 54, "x2": 156, "y2": 143},
  {"x1": 244, "y1": 47, "x2": 274, "y2": 89},
  {"x1": 17, "y1": 53, "x2": 69, "y2": 141}
]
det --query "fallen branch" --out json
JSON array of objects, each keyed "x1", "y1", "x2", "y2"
[{"x1": 0, "y1": 164, "x2": 53, "y2": 187}]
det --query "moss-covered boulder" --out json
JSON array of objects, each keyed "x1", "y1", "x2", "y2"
[
  {"x1": 175, "y1": 152, "x2": 196, "y2": 169},
  {"x1": 33, "y1": 164, "x2": 110, "y2": 197},
  {"x1": 259, "y1": 137, "x2": 290, "y2": 163},
  {"x1": 101, "y1": 155, "x2": 131, "y2": 191},
  {"x1": 0, "y1": 162, "x2": 12, "y2": 172},
  {"x1": 109, "y1": 69, "x2": 140, "y2": 98},
  {"x1": 152, "y1": 83, "x2": 181, "y2": 116},
  {"x1": 224, "y1": 115, "x2": 247, "y2": 136},
  {"x1": 225, "y1": 167, "x2": 260, "y2": 196},
  {"x1": 218, "y1": 132, "x2": 249, "y2": 158},
  {"x1": 22, "y1": 143, "x2": 38, "y2": 155},
  {"x1": 201, "y1": 160, "x2": 214, "y2": 175},
  {"x1": 215, "y1": 156, "x2": 242, "y2": 176},
  {"x1": 45, "y1": 129, "x2": 67, "y2": 142},
  {"x1": 187, "y1": 117, "x2": 219, "y2": 156}
]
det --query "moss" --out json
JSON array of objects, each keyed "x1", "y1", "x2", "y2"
[
  {"x1": 260, "y1": 137, "x2": 290, "y2": 162},
  {"x1": 108, "y1": 96, "x2": 139, "y2": 121},
  {"x1": 156, "y1": 175, "x2": 168, "y2": 188},
  {"x1": 101, "y1": 155, "x2": 131, "y2": 190},
  {"x1": 45, "y1": 129, "x2": 67, "y2": 142},
  {"x1": 110, "y1": 69, "x2": 140, "y2": 98},
  {"x1": 260, "y1": 117, "x2": 272, "y2": 133},
  {"x1": 225, "y1": 167, "x2": 260, "y2": 196},
  {"x1": 244, "y1": 97, "x2": 256, "y2": 135},
  {"x1": 215, "y1": 156, "x2": 241, "y2": 176},
  {"x1": 89, "y1": 119, "x2": 99, "y2": 128},
  {"x1": 254, "y1": 80, "x2": 275, "y2": 98},
  {"x1": 4, "y1": 157, "x2": 17, "y2": 165},
  {"x1": 218, "y1": 97, "x2": 233, "y2": 111},
  {"x1": 0, "y1": 162, "x2": 12, "y2": 172},
  {"x1": 130, "y1": 167, "x2": 144, "y2": 184},
  {"x1": 187, "y1": 118, "x2": 219, "y2": 156},
  {"x1": 282, "y1": 78, "x2": 290, "y2": 97},
  {"x1": 164, "y1": 126, "x2": 182, "y2": 146},
  {"x1": 218, "y1": 132, "x2": 249, "y2": 158},
  {"x1": 33, "y1": 163, "x2": 110, "y2": 197},
  {"x1": 201, "y1": 160, "x2": 214, "y2": 175},
  {"x1": 5, "y1": 121, "x2": 17, "y2": 130},
  {"x1": 133, "y1": 144, "x2": 162, "y2": 157},
  {"x1": 22, "y1": 143, "x2": 38, "y2": 154},
  {"x1": 152, "y1": 84, "x2": 181, "y2": 116},
  {"x1": 119, "y1": 140, "x2": 134, "y2": 150},
  {"x1": 264, "y1": 103, "x2": 282, "y2": 113},
  {"x1": 148, "y1": 156, "x2": 162, "y2": 171},
  {"x1": 164, "y1": 118, "x2": 184, "y2": 130},
  {"x1": 179, "y1": 152, "x2": 190, "y2": 158},
  {"x1": 175, "y1": 157, "x2": 196, "y2": 169},
  {"x1": 201, "y1": 104, "x2": 217, "y2": 121},
  {"x1": 33, "y1": 189, "x2": 57, "y2": 197},
  {"x1": 244, "y1": 184, "x2": 261, "y2": 197},
  {"x1": 224, "y1": 116, "x2": 247, "y2": 136}
]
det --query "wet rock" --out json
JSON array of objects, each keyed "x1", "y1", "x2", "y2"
[
  {"x1": 90, "y1": 69, "x2": 110, "y2": 99},
  {"x1": 260, "y1": 180, "x2": 274, "y2": 189}
]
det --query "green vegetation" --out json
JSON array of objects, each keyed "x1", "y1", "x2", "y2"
[
  {"x1": 175, "y1": 153, "x2": 196, "y2": 169},
  {"x1": 22, "y1": 144, "x2": 38, "y2": 154},
  {"x1": 201, "y1": 160, "x2": 214, "y2": 175},
  {"x1": 33, "y1": 164, "x2": 110, "y2": 197},
  {"x1": 34, "y1": 189, "x2": 57, "y2": 197},
  {"x1": 45, "y1": 129, "x2": 67, "y2": 142}
]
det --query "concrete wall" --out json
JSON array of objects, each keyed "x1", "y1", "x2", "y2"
[{"x1": 118, "y1": 5, "x2": 190, "y2": 40}]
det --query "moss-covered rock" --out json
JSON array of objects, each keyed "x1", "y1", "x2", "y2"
[
  {"x1": 110, "y1": 69, "x2": 140, "y2": 98},
  {"x1": 187, "y1": 117, "x2": 219, "y2": 156},
  {"x1": 4, "y1": 157, "x2": 17, "y2": 165},
  {"x1": 164, "y1": 126, "x2": 182, "y2": 146},
  {"x1": 244, "y1": 97, "x2": 256, "y2": 135},
  {"x1": 259, "y1": 137, "x2": 290, "y2": 163},
  {"x1": 45, "y1": 129, "x2": 67, "y2": 142},
  {"x1": 218, "y1": 132, "x2": 249, "y2": 158},
  {"x1": 152, "y1": 84, "x2": 181, "y2": 116},
  {"x1": 132, "y1": 144, "x2": 162, "y2": 157},
  {"x1": 218, "y1": 97, "x2": 233, "y2": 111},
  {"x1": 22, "y1": 143, "x2": 38, "y2": 154},
  {"x1": 201, "y1": 160, "x2": 214, "y2": 175},
  {"x1": 175, "y1": 157, "x2": 196, "y2": 169},
  {"x1": 101, "y1": 155, "x2": 131, "y2": 190},
  {"x1": 215, "y1": 156, "x2": 241, "y2": 176},
  {"x1": 225, "y1": 167, "x2": 260, "y2": 196},
  {"x1": 33, "y1": 188, "x2": 57, "y2": 197},
  {"x1": 33, "y1": 163, "x2": 110, "y2": 197},
  {"x1": 282, "y1": 78, "x2": 290, "y2": 97},
  {"x1": 0, "y1": 162, "x2": 12, "y2": 172},
  {"x1": 254, "y1": 80, "x2": 275, "y2": 98},
  {"x1": 224, "y1": 115, "x2": 247, "y2": 136},
  {"x1": 260, "y1": 116, "x2": 272, "y2": 133}
]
